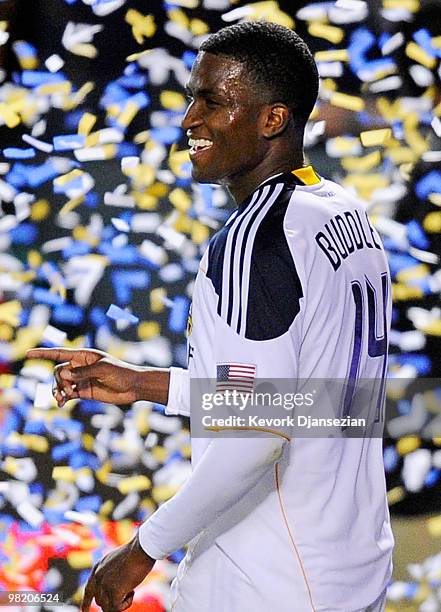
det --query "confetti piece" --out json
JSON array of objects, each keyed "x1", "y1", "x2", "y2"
[
  {"x1": 106, "y1": 304, "x2": 139, "y2": 324},
  {"x1": 308, "y1": 23, "x2": 344, "y2": 45},
  {"x1": 117, "y1": 475, "x2": 151, "y2": 494},
  {"x1": 360, "y1": 128, "x2": 392, "y2": 147},
  {"x1": 125, "y1": 9, "x2": 156, "y2": 44},
  {"x1": 405, "y1": 41, "x2": 437, "y2": 69},
  {"x1": 3, "y1": 147, "x2": 36, "y2": 159},
  {"x1": 330, "y1": 92, "x2": 365, "y2": 111}
]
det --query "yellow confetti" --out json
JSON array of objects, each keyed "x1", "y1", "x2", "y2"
[
  {"x1": 397, "y1": 435, "x2": 421, "y2": 455},
  {"x1": 20, "y1": 434, "x2": 49, "y2": 453},
  {"x1": 190, "y1": 18, "x2": 209, "y2": 36},
  {"x1": 246, "y1": 1, "x2": 294, "y2": 29},
  {"x1": 54, "y1": 168, "x2": 84, "y2": 187},
  {"x1": 0, "y1": 103, "x2": 21, "y2": 128},
  {"x1": 330, "y1": 92, "x2": 365, "y2": 112},
  {"x1": 151, "y1": 445, "x2": 168, "y2": 463},
  {"x1": 383, "y1": 0, "x2": 420, "y2": 10},
  {"x1": 95, "y1": 461, "x2": 111, "y2": 484},
  {"x1": 126, "y1": 49, "x2": 152, "y2": 63},
  {"x1": 82, "y1": 433, "x2": 95, "y2": 452},
  {"x1": 160, "y1": 90, "x2": 187, "y2": 111},
  {"x1": 152, "y1": 484, "x2": 179, "y2": 503},
  {"x1": 147, "y1": 182, "x2": 169, "y2": 198},
  {"x1": 360, "y1": 128, "x2": 392, "y2": 147},
  {"x1": 78, "y1": 112, "x2": 96, "y2": 136},
  {"x1": 0, "y1": 300, "x2": 21, "y2": 327},
  {"x1": 138, "y1": 321, "x2": 160, "y2": 340},
  {"x1": 37, "y1": 81, "x2": 72, "y2": 96},
  {"x1": 174, "y1": 212, "x2": 192, "y2": 233},
  {"x1": 341, "y1": 150, "x2": 382, "y2": 172},
  {"x1": 0, "y1": 324, "x2": 13, "y2": 342},
  {"x1": 314, "y1": 49, "x2": 349, "y2": 62},
  {"x1": 71, "y1": 43, "x2": 98, "y2": 59},
  {"x1": 169, "y1": 146, "x2": 191, "y2": 178},
  {"x1": 52, "y1": 466, "x2": 76, "y2": 482},
  {"x1": 426, "y1": 515, "x2": 441, "y2": 537},
  {"x1": 191, "y1": 220, "x2": 210, "y2": 244},
  {"x1": 386, "y1": 147, "x2": 417, "y2": 164},
  {"x1": 150, "y1": 288, "x2": 166, "y2": 313},
  {"x1": 396, "y1": 264, "x2": 430, "y2": 283},
  {"x1": 423, "y1": 211, "x2": 441, "y2": 233},
  {"x1": 67, "y1": 551, "x2": 93, "y2": 569},
  {"x1": 64, "y1": 81, "x2": 95, "y2": 111},
  {"x1": 387, "y1": 486, "x2": 405, "y2": 505},
  {"x1": 132, "y1": 191, "x2": 158, "y2": 210},
  {"x1": 125, "y1": 9, "x2": 156, "y2": 44},
  {"x1": 392, "y1": 283, "x2": 423, "y2": 301},
  {"x1": 169, "y1": 188, "x2": 192, "y2": 212},
  {"x1": 421, "y1": 320, "x2": 441, "y2": 336},
  {"x1": 405, "y1": 41, "x2": 436, "y2": 70},
  {"x1": 0, "y1": 374, "x2": 15, "y2": 389},
  {"x1": 30, "y1": 199, "x2": 50, "y2": 222},
  {"x1": 99, "y1": 500, "x2": 114, "y2": 517},
  {"x1": 59, "y1": 195, "x2": 85, "y2": 216},
  {"x1": 308, "y1": 23, "x2": 344, "y2": 44},
  {"x1": 343, "y1": 173, "x2": 388, "y2": 198},
  {"x1": 167, "y1": 8, "x2": 190, "y2": 27},
  {"x1": 117, "y1": 475, "x2": 151, "y2": 494}
]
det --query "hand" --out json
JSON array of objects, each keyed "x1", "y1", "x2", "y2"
[
  {"x1": 81, "y1": 535, "x2": 156, "y2": 612},
  {"x1": 25, "y1": 347, "x2": 144, "y2": 407}
]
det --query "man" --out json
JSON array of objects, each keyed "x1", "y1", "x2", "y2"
[{"x1": 27, "y1": 22, "x2": 394, "y2": 612}]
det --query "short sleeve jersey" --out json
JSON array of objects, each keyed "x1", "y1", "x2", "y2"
[{"x1": 186, "y1": 166, "x2": 394, "y2": 610}]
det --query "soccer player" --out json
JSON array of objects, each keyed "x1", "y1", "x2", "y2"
[{"x1": 27, "y1": 22, "x2": 394, "y2": 612}]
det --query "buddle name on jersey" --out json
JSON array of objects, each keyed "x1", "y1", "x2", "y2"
[{"x1": 315, "y1": 209, "x2": 382, "y2": 272}]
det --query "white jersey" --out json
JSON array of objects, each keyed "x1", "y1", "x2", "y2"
[{"x1": 169, "y1": 166, "x2": 394, "y2": 611}]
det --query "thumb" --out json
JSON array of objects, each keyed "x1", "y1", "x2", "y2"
[
  {"x1": 71, "y1": 362, "x2": 105, "y2": 381},
  {"x1": 117, "y1": 590, "x2": 135, "y2": 611}
]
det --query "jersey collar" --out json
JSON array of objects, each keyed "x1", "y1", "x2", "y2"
[{"x1": 237, "y1": 165, "x2": 321, "y2": 211}]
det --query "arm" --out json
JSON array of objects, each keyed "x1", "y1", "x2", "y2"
[
  {"x1": 81, "y1": 433, "x2": 285, "y2": 612},
  {"x1": 25, "y1": 348, "x2": 189, "y2": 415},
  {"x1": 138, "y1": 434, "x2": 285, "y2": 558}
]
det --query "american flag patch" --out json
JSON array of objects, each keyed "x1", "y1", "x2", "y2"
[{"x1": 216, "y1": 363, "x2": 256, "y2": 394}]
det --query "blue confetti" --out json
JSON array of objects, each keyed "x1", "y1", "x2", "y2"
[
  {"x1": 106, "y1": 304, "x2": 139, "y2": 324},
  {"x1": 169, "y1": 297, "x2": 190, "y2": 334},
  {"x1": 111, "y1": 269, "x2": 150, "y2": 304},
  {"x1": 53, "y1": 134, "x2": 86, "y2": 151},
  {"x1": 415, "y1": 170, "x2": 441, "y2": 200},
  {"x1": 3, "y1": 147, "x2": 36, "y2": 159}
]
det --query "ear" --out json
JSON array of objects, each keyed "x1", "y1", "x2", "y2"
[{"x1": 260, "y1": 104, "x2": 291, "y2": 138}]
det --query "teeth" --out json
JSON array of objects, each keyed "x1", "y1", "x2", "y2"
[{"x1": 188, "y1": 138, "x2": 213, "y2": 150}]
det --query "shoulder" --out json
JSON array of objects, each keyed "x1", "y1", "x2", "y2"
[{"x1": 206, "y1": 180, "x2": 304, "y2": 341}]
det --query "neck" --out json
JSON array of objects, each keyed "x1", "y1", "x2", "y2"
[{"x1": 225, "y1": 150, "x2": 305, "y2": 205}]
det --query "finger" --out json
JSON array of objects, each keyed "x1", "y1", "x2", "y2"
[
  {"x1": 81, "y1": 574, "x2": 96, "y2": 612},
  {"x1": 26, "y1": 348, "x2": 80, "y2": 362},
  {"x1": 100, "y1": 587, "x2": 131, "y2": 612},
  {"x1": 71, "y1": 362, "x2": 104, "y2": 382},
  {"x1": 54, "y1": 363, "x2": 76, "y2": 395},
  {"x1": 117, "y1": 590, "x2": 135, "y2": 611},
  {"x1": 95, "y1": 588, "x2": 111, "y2": 612}
]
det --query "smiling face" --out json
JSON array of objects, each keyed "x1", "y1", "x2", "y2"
[{"x1": 182, "y1": 52, "x2": 271, "y2": 188}]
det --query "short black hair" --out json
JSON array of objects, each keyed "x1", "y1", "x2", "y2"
[{"x1": 200, "y1": 21, "x2": 319, "y2": 129}]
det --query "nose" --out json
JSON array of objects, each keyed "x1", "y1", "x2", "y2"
[{"x1": 181, "y1": 100, "x2": 203, "y2": 131}]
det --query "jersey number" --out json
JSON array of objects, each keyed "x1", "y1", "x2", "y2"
[{"x1": 343, "y1": 272, "x2": 389, "y2": 422}]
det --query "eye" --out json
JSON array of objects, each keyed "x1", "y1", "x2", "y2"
[{"x1": 205, "y1": 98, "x2": 219, "y2": 108}]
